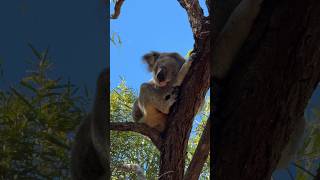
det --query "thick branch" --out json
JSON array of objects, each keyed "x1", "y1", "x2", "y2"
[
  {"x1": 159, "y1": 16, "x2": 210, "y2": 180},
  {"x1": 110, "y1": 122, "x2": 163, "y2": 149},
  {"x1": 184, "y1": 116, "x2": 210, "y2": 180},
  {"x1": 111, "y1": 0, "x2": 125, "y2": 19},
  {"x1": 177, "y1": 0, "x2": 207, "y2": 38}
]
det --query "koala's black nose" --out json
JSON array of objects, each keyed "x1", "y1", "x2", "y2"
[{"x1": 157, "y1": 70, "x2": 165, "y2": 82}]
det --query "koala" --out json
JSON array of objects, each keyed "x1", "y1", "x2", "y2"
[
  {"x1": 71, "y1": 68, "x2": 109, "y2": 180},
  {"x1": 132, "y1": 51, "x2": 192, "y2": 132}
]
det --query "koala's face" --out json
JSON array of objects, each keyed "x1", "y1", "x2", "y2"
[{"x1": 143, "y1": 52, "x2": 185, "y2": 87}]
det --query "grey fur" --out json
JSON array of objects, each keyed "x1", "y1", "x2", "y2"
[{"x1": 132, "y1": 52, "x2": 191, "y2": 132}]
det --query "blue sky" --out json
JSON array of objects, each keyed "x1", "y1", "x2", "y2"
[
  {"x1": 110, "y1": 1, "x2": 320, "y2": 180},
  {"x1": 110, "y1": 0, "x2": 210, "y2": 149},
  {"x1": 110, "y1": 0, "x2": 208, "y2": 91},
  {"x1": 0, "y1": 1, "x2": 319, "y2": 179},
  {"x1": 0, "y1": 0, "x2": 106, "y2": 95}
]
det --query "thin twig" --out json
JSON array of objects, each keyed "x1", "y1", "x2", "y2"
[
  {"x1": 293, "y1": 162, "x2": 315, "y2": 178},
  {"x1": 112, "y1": 89, "x2": 133, "y2": 110},
  {"x1": 158, "y1": 171, "x2": 175, "y2": 179},
  {"x1": 111, "y1": 0, "x2": 125, "y2": 19}
]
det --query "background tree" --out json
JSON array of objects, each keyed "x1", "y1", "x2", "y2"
[
  {"x1": 110, "y1": 78, "x2": 210, "y2": 179},
  {"x1": 0, "y1": 46, "x2": 89, "y2": 179}
]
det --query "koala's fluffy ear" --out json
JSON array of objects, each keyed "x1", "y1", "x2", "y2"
[{"x1": 142, "y1": 51, "x2": 160, "y2": 71}]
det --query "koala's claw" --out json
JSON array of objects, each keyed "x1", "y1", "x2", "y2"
[
  {"x1": 165, "y1": 94, "x2": 171, "y2": 100},
  {"x1": 162, "y1": 87, "x2": 178, "y2": 114},
  {"x1": 173, "y1": 86, "x2": 180, "y2": 93},
  {"x1": 165, "y1": 87, "x2": 178, "y2": 101},
  {"x1": 189, "y1": 52, "x2": 196, "y2": 61}
]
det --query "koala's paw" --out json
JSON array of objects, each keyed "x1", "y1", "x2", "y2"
[
  {"x1": 189, "y1": 52, "x2": 197, "y2": 61},
  {"x1": 164, "y1": 87, "x2": 179, "y2": 110}
]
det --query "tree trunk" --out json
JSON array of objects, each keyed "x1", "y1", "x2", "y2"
[
  {"x1": 213, "y1": 0, "x2": 320, "y2": 180},
  {"x1": 110, "y1": 1, "x2": 211, "y2": 179},
  {"x1": 158, "y1": 37, "x2": 210, "y2": 179}
]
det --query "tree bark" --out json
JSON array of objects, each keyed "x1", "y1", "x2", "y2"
[
  {"x1": 110, "y1": 122, "x2": 163, "y2": 150},
  {"x1": 158, "y1": 39, "x2": 210, "y2": 179},
  {"x1": 213, "y1": 0, "x2": 320, "y2": 180},
  {"x1": 108, "y1": 1, "x2": 211, "y2": 179},
  {"x1": 157, "y1": 2, "x2": 210, "y2": 179}
]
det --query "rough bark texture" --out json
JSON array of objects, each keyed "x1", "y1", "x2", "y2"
[
  {"x1": 213, "y1": 0, "x2": 320, "y2": 180},
  {"x1": 157, "y1": 1, "x2": 211, "y2": 177},
  {"x1": 158, "y1": 36, "x2": 210, "y2": 179},
  {"x1": 110, "y1": 1, "x2": 210, "y2": 179},
  {"x1": 111, "y1": 0, "x2": 124, "y2": 19}
]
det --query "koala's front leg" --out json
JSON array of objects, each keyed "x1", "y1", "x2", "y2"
[
  {"x1": 139, "y1": 83, "x2": 178, "y2": 114},
  {"x1": 172, "y1": 53, "x2": 195, "y2": 87}
]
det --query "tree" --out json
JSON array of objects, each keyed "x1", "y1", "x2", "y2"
[
  {"x1": 212, "y1": 0, "x2": 320, "y2": 179},
  {"x1": 110, "y1": 79, "x2": 210, "y2": 179},
  {"x1": 110, "y1": 0, "x2": 210, "y2": 179},
  {"x1": 0, "y1": 46, "x2": 89, "y2": 179},
  {"x1": 110, "y1": 80, "x2": 160, "y2": 179}
]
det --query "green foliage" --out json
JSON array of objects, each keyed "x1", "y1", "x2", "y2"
[
  {"x1": 110, "y1": 79, "x2": 160, "y2": 179},
  {"x1": 185, "y1": 49, "x2": 194, "y2": 59},
  {"x1": 110, "y1": 80, "x2": 211, "y2": 179},
  {"x1": 111, "y1": 32, "x2": 122, "y2": 46},
  {"x1": 0, "y1": 46, "x2": 89, "y2": 179},
  {"x1": 296, "y1": 107, "x2": 320, "y2": 180}
]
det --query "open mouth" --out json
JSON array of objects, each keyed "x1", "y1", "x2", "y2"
[{"x1": 158, "y1": 81, "x2": 168, "y2": 87}]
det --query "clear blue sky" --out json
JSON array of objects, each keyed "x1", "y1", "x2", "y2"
[{"x1": 110, "y1": 0, "x2": 208, "y2": 91}]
